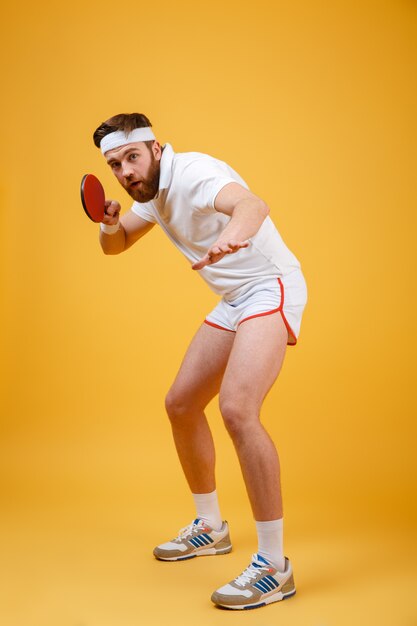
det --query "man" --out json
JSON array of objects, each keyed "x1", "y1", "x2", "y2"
[{"x1": 93, "y1": 112, "x2": 307, "y2": 610}]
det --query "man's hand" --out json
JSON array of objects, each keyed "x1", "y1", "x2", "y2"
[
  {"x1": 192, "y1": 240, "x2": 249, "y2": 270},
  {"x1": 102, "y1": 200, "x2": 121, "y2": 225}
]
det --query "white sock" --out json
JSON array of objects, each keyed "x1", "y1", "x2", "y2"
[
  {"x1": 256, "y1": 518, "x2": 285, "y2": 572},
  {"x1": 192, "y1": 490, "x2": 223, "y2": 531}
]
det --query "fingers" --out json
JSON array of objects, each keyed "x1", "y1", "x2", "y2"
[
  {"x1": 192, "y1": 248, "x2": 227, "y2": 270},
  {"x1": 103, "y1": 200, "x2": 121, "y2": 225},
  {"x1": 209, "y1": 240, "x2": 249, "y2": 255},
  {"x1": 191, "y1": 240, "x2": 250, "y2": 271},
  {"x1": 217, "y1": 240, "x2": 250, "y2": 252},
  {"x1": 192, "y1": 254, "x2": 211, "y2": 270}
]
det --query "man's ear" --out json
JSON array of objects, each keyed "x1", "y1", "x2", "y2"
[{"x1": 152, "y1": 141, "x2": 162, "y2": 161}]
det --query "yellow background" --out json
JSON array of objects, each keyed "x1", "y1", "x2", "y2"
[{"x1": 1, "y1": 0, "x2": 416, "y2": 624}]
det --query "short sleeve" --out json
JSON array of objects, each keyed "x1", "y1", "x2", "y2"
[
  {"x1": 131, "y1": 201, "x2": 157, "y2": 223},
  {"x1": 179, "y1": 157, "x2": 248, "y2": 213}
]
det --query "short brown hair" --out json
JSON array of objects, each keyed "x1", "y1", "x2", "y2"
[{"x1": 93, "y1": 113, "x2": 154, "y2": 149}]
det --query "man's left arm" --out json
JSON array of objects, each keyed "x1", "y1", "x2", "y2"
[{"x1": 192, "y1": 182, "x2": 269, "y2": 270}]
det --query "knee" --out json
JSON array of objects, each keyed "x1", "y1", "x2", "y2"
[
  {"x1": 219, "y1": 397, "x2": 258, "y2": 440},
  {"x1": 165, "y1": 386, "x2": 202, "y2": 423},
  {"x1": 165, "y1": 387, "x2": 188, "y2": 422}
]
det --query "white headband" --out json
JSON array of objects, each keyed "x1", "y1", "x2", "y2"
[{"x1": 100, "y1": 127, "x2": 156, "y2": 154}]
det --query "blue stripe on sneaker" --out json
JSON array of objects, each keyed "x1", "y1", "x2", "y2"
[
  {"x1": 256, "y1": 554, "x2": 270, "y2": 565},
  {"x1": 262, "y1": 576, "x2": 279, "y2": 589},
  {"x1": 254, "y1": 580, "x2": 271, "y2": 593},
  {"x1": 259, "y1": 578, "x2": 275, "y2": 591},
  {"x1": 177, "y1": 553, "x2": 197, "y2": 561},
  {"x1": 197, "y1": 535, "x2": 209, "y2": 545},
  {"x1": 202, "y1": 533, "x2": 214, "y2": 544},
  {"x1": 257, "y1": 578, "x2": 272, "y2": 591},
  {"x1": 194, "y1": 537, "x2": 204, "y2": 548},
  {"x1": 265, "y1": 575, "x2": 279, "y2": 589},
  {"x1": 196, "y1": 536, "x2": 208, "y2": 547},
  {"x1": 244, "y1": 602, "x2": 266, "y2": 610},
  {"x1": 189, "y1": 538, "x2": 200, "y2": 548}
]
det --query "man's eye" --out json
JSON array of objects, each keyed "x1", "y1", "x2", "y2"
[
  {"x1": 129, "y1": 153, "x2": 138, "y2": 160},
  {"x1": 111, "y1": 162, "x2": 120, "y2": 169}
]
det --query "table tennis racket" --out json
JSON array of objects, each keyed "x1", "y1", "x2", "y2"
[{"x1": 80, "y1": 174, "x2": 105, "y2": 223}]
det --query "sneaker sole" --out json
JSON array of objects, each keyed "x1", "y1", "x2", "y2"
[
  {"x1": 214, "y1": 588, "x2": 296, "y2": 610},
  {"x1": 154, "y1": 544, "x2": 232, "y2": 562}
]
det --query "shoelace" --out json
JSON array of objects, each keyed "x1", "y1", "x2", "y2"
[
  {"x1": 175, "y1": 520, "x2": 205, "y2": 541},
  {"x1": 234, "y1": 560, "x2": 269, "y2": 587}
]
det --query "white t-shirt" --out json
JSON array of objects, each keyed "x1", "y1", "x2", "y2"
[{"x1": 131, "y1": 143, "x2": 301, "y2": 301}]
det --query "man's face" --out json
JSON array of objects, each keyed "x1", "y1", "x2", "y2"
[{"x1": 105, "y1": 141, "x2": 161, "y2": 202}]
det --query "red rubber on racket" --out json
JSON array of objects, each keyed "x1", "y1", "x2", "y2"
[{"x1": 81, "y1": 174, "x2": 105, "y2": 223}]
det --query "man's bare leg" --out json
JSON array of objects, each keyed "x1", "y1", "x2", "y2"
[
  {"x1": 165, "y1": 322, "x2": 235, "y2": 494},
  {"x1": 153, "y1": 323, "x2": 235, "y2": 561},
  {"x1": 219, "y1": 312, "x2": 288, "y2": 521},
  {"x1": 211, "y1": 314, "x2": 296, "y2": 608}
]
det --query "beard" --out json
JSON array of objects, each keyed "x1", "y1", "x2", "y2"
[{"x1": 126, "y1": 152, "x2": 161, "y2": 203}]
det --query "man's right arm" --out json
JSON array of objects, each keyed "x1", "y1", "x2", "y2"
[{"x1": 99, "y1": 202, "x2": 155, "y2": 255}]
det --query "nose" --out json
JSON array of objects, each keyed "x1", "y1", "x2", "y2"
[{"x1": 121, "y1": 161, "x2": 135, "y2": 179}]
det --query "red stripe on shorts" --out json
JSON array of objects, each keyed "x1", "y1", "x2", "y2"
[{"x1": 238, "y1": 278, "x2": 297, "y2": 346}]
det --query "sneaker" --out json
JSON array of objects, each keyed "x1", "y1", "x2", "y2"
[
  {"x1": 211, "y1": 553, "x2": 296, "y2": 610},
  {"x1": 153, "y1": 518, "x2": 232, "y2": 561}
]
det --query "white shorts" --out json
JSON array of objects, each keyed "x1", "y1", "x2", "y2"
[{"x1": 204, "y1": 269, "x2": 308, "y2": 346}]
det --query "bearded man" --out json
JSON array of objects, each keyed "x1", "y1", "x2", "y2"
[{"x1": 93, "y1": 112, "x2": 307, "y2": 610}]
